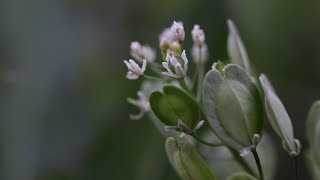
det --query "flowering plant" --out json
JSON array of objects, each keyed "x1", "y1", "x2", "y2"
[{"x1": 123, "y1": 20, "x2": 319, "y2": 180}]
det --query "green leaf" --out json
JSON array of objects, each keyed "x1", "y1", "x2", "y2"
[
  {"x1": 202, "y1": 64, "x2": 263, "y2": 150},
  {"x1": 306, "y1": 101, "x2": 320, "y2": 146},
  {"x1": 149, "y1": 85, "x2": 200, "y2": 129},
  {"x1": 200, "y1": 132, "x2": 277, "y2": 180},
  {"x1": 306, "y1": 101, "x2": 320, "y2": 163},
  {"x1": 165, "y1": 137, "x2": 216, "y2": 180},
  {"x1": 227, "y1": 19, "x2": 252, "y2": 76},
  {"x1": 227, "y1": 172, "x2": 257, "y2": 180},
  {"x1": 259, "y1": 74, "x2": 299, "y2": 156},
  {"x1": 306, "y1": 150, "x2": 320, "y2": 179}
]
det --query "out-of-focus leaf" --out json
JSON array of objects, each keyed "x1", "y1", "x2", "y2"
[
  {"x1": 226, "y1": 172, "x2": 257, "y2": 180},
  {"x1": 150, "y1": 86, "x2": 200, "y2": 129},
  {"x1": 306, "y1": 101, "x2": 320, "y2": 153},
  {"x1": 306, "y1": 150, "x2": 320, "y2": 179},
  {"x1": 200, "y1": 131, "x2": 277, "y2": 180},
  {"x1": 306, "y1": 101, "x2": 320, "y2": 178},
  {"x1": 259, "y1": 74, "x2": 300, "y2": 156},
  {"x1": 227, "y1": 20, "x2": 252, "y2": 76},
  {"x1": 165, "y1": 137, "x2": 216, "y2": 180},
  {"x1": 202, "y1": 64, "x2": 263, "y2": 150}
]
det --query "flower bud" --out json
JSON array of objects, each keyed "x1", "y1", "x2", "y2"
[
  {"x1": 192, "y1": 25, "x2": 206, "y2": 46},
  {"x1": 130, "y1": 41, "x2": 156, "y2": 62},
  {"x1": 124, "y1": 59, "x2": 147, "y2": 80},
  {"x1": 170, "y1": 21, "x2": 185, "y2": 43},
  {"x1": 162, "y1": 50, "x2": 188, "y2": 78}
]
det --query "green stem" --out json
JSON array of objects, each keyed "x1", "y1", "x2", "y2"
[
  {"x1": 143, "y1": 74, "x2": 164, "y2": 81},
  {"x1": 191, "y1": 64, "x2": 199, "y2": 91},
  {"x1": 252, "y1": 149, "x2": 264, "y2": 180},
  {"x1": 179, "y1": 78, "x2": 189, "y2": 92},
  {"x1": 192, "y1": 134, "x2": 223, "y2": 147},
  {"x1": 293, "y1": 156, "x2": 299, "y2": 180},
  {"x1": 196, "y1": 63, "x2": 205, "y2": 101},
  {"x1": 228, "y1": 148, "x2": 256, "y2": 177}
]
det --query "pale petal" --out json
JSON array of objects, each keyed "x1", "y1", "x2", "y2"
[
  {"x1": 162, "y1": 71, "x2": 179, "y2": 78},
  {"x1": 129, "y1": 59, "x2": 139, "y2": 67},
  {"x1": 181, "y1": 50, "x2": 188, "y2": 72},
  {"x1": 126, "y1": 71, "x2": 139, "y2": 80},
  {"x1": 124, "y1": 60, "x2": 131, "y2": 69},
  {"x1": 165, "y1": 53, "x2": 171, "y2": 63},
  {"x1": 142, "y1": 46, "x2": 156, "y2": 62},
  {"x1": 129, "y1": 109, "x2": 144, "y2": 120},
  {"x1": 164, "y1": 125, "x2": 179, "y2": 131},
  {"x1": 240, "y1": 145, "x2": 254, "y2": 157},
  {"x1": 170, "y1": 56, "x2": 179, "y2": 67},
  {"x1": 162, "y1": 62, "x2": 172, "y2": 73},
  {"x1": 193, "y1": 120, "x2": 205, "y2": 131},
  {"x1": 141, "y1": 59, "x2": 147, "y2": 73}
]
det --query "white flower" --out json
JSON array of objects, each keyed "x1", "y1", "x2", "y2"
[
  {"x1": 192, "y1": 25, "x2": 206, "y2": 46},
  {"x1": 127, "y1": 91, "x2": 150, "y2": 120},
  {"x1": 192, "y1": 44, "x2": 208, "y2": 63},
  {"x1": 124, "y1": 59, "x2": 147, "y2": 80},
  {"x1": 170, "y1": 21, "x2": 185, "y2": 42},
  {"x1": 162, "y1": 50, "x2": 188, "y2": 78},
  {"x1": 130, "y1": 41, "x2": 156, "y2": 62}
]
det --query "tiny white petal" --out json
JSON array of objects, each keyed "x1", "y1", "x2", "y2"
[
  {"x1": 141, "y1": 59, "x2": 147, "y2": 73},
  {"x1": 181, "y1": 50, "x2": 188, "y2": 72},
  {"x1": 169, "y1": 56, "x2": 179, "y2": 67},
  {"x1": 124, "y1": 60, "x2": 131, "y2": 69},
  {"x1": 126, "y1": 72, "x2": 138, "y2": 80},
  {"x1": 129, "y1": 110, "x2": 145, "y2": 120},
  {"x1": 164, "y1": 125, "x2": 179, "y2": 131},
  {"x1": 240, "y1": 145, "x2": 254, "y2": 157},
  {"x1": 193, "y1": 120, "x2": 205, "y2": 131},
  {"x1": 162, "y1": 62, "x2": 172, "y2": 73},
  {"x1": 162, "y1": 71, "x2": 179, "y2": 78},
  {"x1": 179, "y1": 133, "x2": 187, "y2": 138}
]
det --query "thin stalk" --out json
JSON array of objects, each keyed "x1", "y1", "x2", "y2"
[
  {"x1": 196, "y1": 63, "x2": 205, "y2": 101},
  {"x1": 191, "y1": 64, "x2": 199, "y2": 91},
  {"x1": 179, "y1": 78, "x2": 189, "y2": 92},
  {"x1": 143, "y1": 74, "x2": 164, "y2": 81},
  {"x1": 252, "y1": 149, "x2": 264, "y2": 180},
  {"x1": 293, "y1": 156, "x2": 299, "y2": 180},
  {"x1": 192, "y1": 134, "x2": 223, "y2": 147}
]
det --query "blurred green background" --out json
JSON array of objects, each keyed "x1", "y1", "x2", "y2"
[{"x1": 0, "y1": 0, "x2": 319, "y2": 179}]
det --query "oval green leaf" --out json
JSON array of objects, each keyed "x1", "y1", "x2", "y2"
[
  {"x1": 149, "y1": 85, "x2": 200, "y2": 129},
  {"x1": 202, "y1": 64, "x2": 263, "y2": 150},
  {"x1": 306, "y1": 101, "x2": 320, "y2": 163},
  {"x1": 259, "y1": 74, "x2": 299, "y2": 156},
  {"x1": 165, "y1": 137, "x2": 216, "y2": 180}
]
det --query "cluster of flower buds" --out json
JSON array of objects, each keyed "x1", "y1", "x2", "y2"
[
  {"x1": 162, "y1": 50, "x2": 188, "y2": 78},
  {"x1": 130, "y1": 41, "x2": 156, "y2": 63},
  {"x1": 191, "y1": 25, "x2": 208, "y2": 64},
  {"x1": 159, "y1": 21, "x2": 185, "y2": 55},
  {"x1": 123, "y1": 41, "x2": 157, "y2": 80}
]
